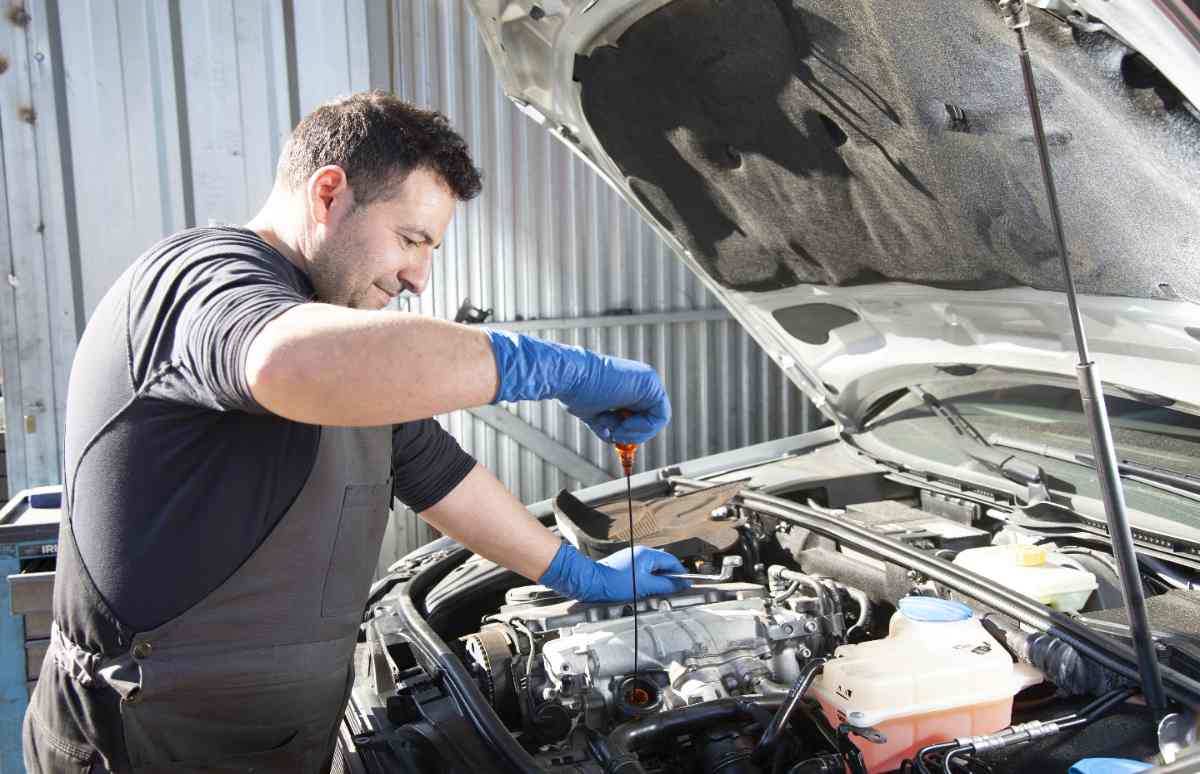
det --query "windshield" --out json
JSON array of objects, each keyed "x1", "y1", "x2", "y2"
[{"x1": 865, "y1": 380, "x2": 1200, "y2": 525}]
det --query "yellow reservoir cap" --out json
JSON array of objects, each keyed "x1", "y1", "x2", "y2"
[{"x1": 1008, "y1": 544, "x2": 1046, "y2": 566}]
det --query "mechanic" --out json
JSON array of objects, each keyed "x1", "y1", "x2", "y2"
[{"x1": 23, "y1": 91, "x2": 688, "y2": 774}]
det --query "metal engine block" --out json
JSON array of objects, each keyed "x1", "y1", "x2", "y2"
[{"x1": 463, "y1": 578, "x2": 846, "y2": 728}]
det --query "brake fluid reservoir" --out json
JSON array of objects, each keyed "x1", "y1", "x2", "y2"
[
  {"x1": 810, "y1": 597, "x2": 1028, "y2": 774},
  {"x1": 953, "y1": 544, "x2": 1098, "y2": 613}
]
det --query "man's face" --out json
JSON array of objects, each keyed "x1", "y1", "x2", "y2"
[{"x1": 308, "y1": 166, "x2": 457, "y2": 310}]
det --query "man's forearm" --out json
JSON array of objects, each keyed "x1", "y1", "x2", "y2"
[
  {"x1": 417, "y1": 464, "x2": 561, "y2": 581},
  {"x1": 246, "y1": 303, "x2": 500, "y2": 426}
]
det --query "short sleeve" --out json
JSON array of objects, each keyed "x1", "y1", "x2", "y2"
[
  {"x1": 392, "y1": 419, "x2": 477, "y2": 512},
  {"x1": 131, "y1": 229, "x2": 311, "y2": 414}
]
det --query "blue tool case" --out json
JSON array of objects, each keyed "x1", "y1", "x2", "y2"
[{"x1": 1, "y1": 485, "x2": 61, "y2": 774}]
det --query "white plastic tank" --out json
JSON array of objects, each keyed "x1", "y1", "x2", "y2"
[
  {"x1": 953, "y1": 544, "x2": 1098, "y2": 613},
  {"x1": 810, "y1": 597, "x2": 1035, "y2": 773}
]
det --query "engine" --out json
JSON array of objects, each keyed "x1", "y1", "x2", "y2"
[
  {"x1": 372, "y1": 480, "x2": 1185, "y2": 773},
  {"x1": 462, "y1": 567, "x2": 856, "y2": 742}
]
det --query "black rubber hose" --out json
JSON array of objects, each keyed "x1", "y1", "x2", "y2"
[
  {"x1": 786, "y1": 754, "x2": 845, "y2": 774},
  {"x1": 753, "y1": 659, "x2": 826, "y2": 762},
  {"x1": 1062, "y1": 686, "x2": 1138, "y2": 728},
  {"x1": 981, "y1": 614, "x2": 1129, "y2": 697},
  {"x1": 604, "y1": 698, "x2": 777, "y2": 774},
  {"x1": 395, "y1": 547, "x2": 549, "y2": 774}
]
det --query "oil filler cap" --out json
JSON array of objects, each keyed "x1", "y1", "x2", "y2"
[{"x1": 898, "y1": 596, "x2": 972, "y2": 622}]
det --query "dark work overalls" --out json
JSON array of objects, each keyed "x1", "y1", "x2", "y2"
[{"x1": 24, "y1": 424, "x2": 393, "y2": 773}]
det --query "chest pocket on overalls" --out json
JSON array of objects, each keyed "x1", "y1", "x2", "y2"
[{"x1": 320, "y1": 481, "x2": 393, "y2": 618}]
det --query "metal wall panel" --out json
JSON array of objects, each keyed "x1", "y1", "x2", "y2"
[
  {"x1": 178, "y1": 1, "x2": 294, "y2": 229},
  {"x1": 0, "y1": 0, "x2": 819, "y2": 564},
  {"x1": 59, "y1": 0, "x2": 187, "y2": 314},
  {"x1": 0, "y1": 0, "x2": 79, "y2": 498}
]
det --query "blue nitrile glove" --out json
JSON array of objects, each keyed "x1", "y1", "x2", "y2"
[
  {"x1": 538, "y1": 543, "x2": 691, "y2": 602},
  {"x1": 486, "y1": 330, "x2": 671, "y2": 445}
]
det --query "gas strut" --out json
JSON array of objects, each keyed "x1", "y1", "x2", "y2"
[{"x1": 998, "y1": 0, "x2": 1167, "y2": 715}]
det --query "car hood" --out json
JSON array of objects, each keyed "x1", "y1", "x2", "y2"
[{"x1": 466, "y1": 0, "x2": 1200, "y2": 429}]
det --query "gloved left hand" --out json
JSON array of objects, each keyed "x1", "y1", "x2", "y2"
[
  {"x1": 538, "y1": 542, "x2": 691, "y2": 602},
  {"x1": 486, "y1": 330, "x2": 671, "y2": 444}
]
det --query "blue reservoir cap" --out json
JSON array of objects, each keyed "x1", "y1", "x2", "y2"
[
  {"x1": 899, "y1": 596, "x2": 973, "y2": 622},
  {"x1": 1069, "y1": 759, "x2": 1153, "y2": 774}
]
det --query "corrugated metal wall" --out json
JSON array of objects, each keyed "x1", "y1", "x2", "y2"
[{"x1": 0, "y1": 0, "x2": 819, "y2": 565}]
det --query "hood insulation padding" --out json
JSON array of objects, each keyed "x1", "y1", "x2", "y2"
[{"x1": 576, "y1": 0, "x2": 1200, "y2": 298}]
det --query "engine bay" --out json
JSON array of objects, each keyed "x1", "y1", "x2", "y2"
[{"x1": 349, "y1": 436, "x2": 1200, "y2": 773}]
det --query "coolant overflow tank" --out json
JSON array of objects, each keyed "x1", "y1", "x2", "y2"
[
  {"x1": 952, "y1": 544, "x2": 1098, "y2": 613},
  {"x1": 810, "y1": 597, "x2": 1030, "y2": 774}
]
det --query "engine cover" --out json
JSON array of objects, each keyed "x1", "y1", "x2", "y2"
[{"x1": 485, "y1": 581, "x2": 841, "y2": 718}]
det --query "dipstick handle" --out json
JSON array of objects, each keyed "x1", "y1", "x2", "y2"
[
  {"x1": 613, "y1": 409, "x2": 640, "y2": 476},
  {"x1": 615, "y1": 443, "x2": 637, "y2": 476}
]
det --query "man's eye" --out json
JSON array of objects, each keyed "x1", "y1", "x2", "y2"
[{"x1": 398, "y1": 235, "x2": 414, "y2": 248}]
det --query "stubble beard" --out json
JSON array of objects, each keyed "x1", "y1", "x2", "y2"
[{"x1": 308, "y1": 231, "x2": 372, "y2": 310}]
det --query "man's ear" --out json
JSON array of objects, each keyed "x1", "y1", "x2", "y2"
[{"x1": 306, "y1": 165, "x2": 352, "y2": 225}]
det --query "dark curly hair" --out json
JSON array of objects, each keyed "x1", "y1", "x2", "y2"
[{"x1": 277, "y1": 91, "x2": 483, "y2": 206}]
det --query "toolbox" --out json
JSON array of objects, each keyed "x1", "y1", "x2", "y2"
[{"x1": 1, "y1": 485, "x2": 61, "y2": 774}]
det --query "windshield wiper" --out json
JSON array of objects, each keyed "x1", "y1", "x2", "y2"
[
  {"x1": 990, "y1": 434, "x2": 1200, "y2": 504},
  {"x1": 909, "y1": 386, "x2": 1046, "y2": 490}
]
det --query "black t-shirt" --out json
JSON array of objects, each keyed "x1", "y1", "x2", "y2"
[{"x1": 65, "y1": 226, "x2": 476, "y2": 632}]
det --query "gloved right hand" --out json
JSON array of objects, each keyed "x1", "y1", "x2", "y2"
[
  {"x1": 486, "y1": 330, "x2": 671, "y2": 445},
  {"x1": 538, "y1": 542, "x2": 691, "y2": 602}
]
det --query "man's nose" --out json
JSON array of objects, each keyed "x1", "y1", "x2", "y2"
[{"x1": 401, "y1": 250, "x2": 433, "y2": 295}]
